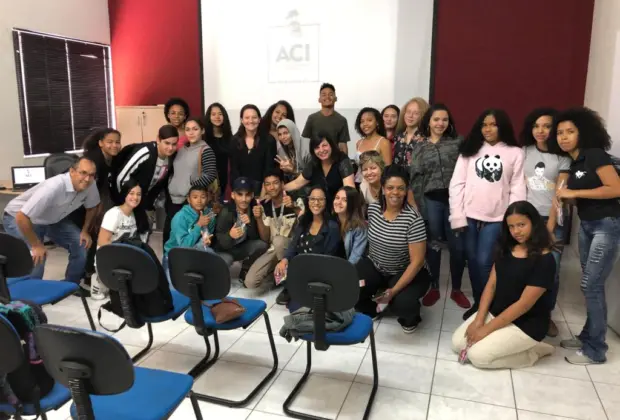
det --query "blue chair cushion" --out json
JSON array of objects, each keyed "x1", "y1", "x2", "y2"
[
  {"x1": 184, "y1": 297, "x2": 266, "y2": 330},
  {"x1": 299, "y1": 313, "x2": 373, "y2": 345},
  {"x1": 7, "y1": 277, "x2": 25, "y2": 286},
  {"x1": 9, "y1": 280, "x2": 78, "y2": 305},
  {"x1": 69, "y1": 367, "x2": 193, "y2": 420},
  {"x1": 142, "y1": 289, "x2": 190, "y2": 323},
  {"x1": 0, "y1": 381, "x2": 71, "y2": 415}
]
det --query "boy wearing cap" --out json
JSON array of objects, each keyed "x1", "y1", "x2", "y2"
[{"x1": 215, "y1": 177, "x2": 269, "y2": 279}]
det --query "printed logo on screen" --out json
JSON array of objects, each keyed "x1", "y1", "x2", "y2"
[{"x1": 268, "y1": 10, "x2": 319, "y2": 83}]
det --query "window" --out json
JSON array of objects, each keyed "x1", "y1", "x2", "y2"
[{"x1": 13, "y1": 29, "x2": 113, "y2": 157}]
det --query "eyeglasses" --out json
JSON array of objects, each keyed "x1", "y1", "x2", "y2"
[
  {"x1": 76, "y1": 170, "x2": 96, "y2": 179},
  {"x1": 309, "y1": 197, "x2": 326, "y2": 203}
]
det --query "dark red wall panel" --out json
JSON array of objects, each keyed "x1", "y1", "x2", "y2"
[
  {"x1": 432, "y1": 0, "x2": 594, "y2": 136},
  {"x1": 108, "y1": 0, "x2": 203, "y2": 116}
]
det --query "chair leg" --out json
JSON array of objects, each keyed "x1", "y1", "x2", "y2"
[
  {"x1": 189, "y1": 391, "x2": 203, "y2": 420},
  {"x1": 363, "y1": 329, "x2": 379, "y2": 420},
  {"x1": 192, "y1": 311, "x2": 279, "y2": 407},
  {"x1": 188, "y1": 334, "x2": 212, "y2": 378},
  {"x1": 131, "y1": 323, "x2": 154, "y2": 363},
  {"x1": 79, "y1": 290, "x2": 96, "y2": 331},
  {"x1": 41, "y1": 412, "x2": 48, "y2": 420}
]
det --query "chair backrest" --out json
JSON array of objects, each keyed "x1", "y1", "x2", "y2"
[
  {"x1": 96, "y1": 243, "x2": 159, "y2": 295},
  {"x1": 43, "y1": 153, "x2": 77, "y2": 179},
  {"x1": 0, "y1": 233, "x2": 34, "y2": 301},
  {"x1": 287, "y1": 254, "x2": 360, "y2": 350},
  {"x1": 0, "y1": 314, "x2": 24, "y2": 375},
  {"x1": 168, "y1": 248, "x2": 230, "y2": 300}
]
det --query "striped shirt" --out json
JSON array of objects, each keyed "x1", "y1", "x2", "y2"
[{"x1": 367, "y1": 202, "x2": 426, "y2": 275}]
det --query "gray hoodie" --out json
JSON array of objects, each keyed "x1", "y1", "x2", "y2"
[{"x1": 276, "y1": 119, "x2": 310, "y2": 174}]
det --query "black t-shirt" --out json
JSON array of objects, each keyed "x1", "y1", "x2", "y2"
[
  {"x1": 490, "y1": 252, "x2": 555, "y2": 341},
  {"x1": 301, "y1": 157, "x2": 354, "y2": 203},
  {"x1": 567, "y1": 148, "x2": 620, "y2": 221}
]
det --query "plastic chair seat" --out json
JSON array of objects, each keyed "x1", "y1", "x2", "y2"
[
  {"x1": 142, "y1": 289, "x2": 190, "y2": 323},
  {"x1": 299, "y1": 313, "x2": 373, "y2": 345},
  {"x1": 7, "y1": 277, "x2": 25, "y2": 286},
  {"x1": 0, "y1": 381, "x2": 71, "y2": 416},
  {"x1": 69, "y1": 367, "x2": 193, "y2": 420},
  {"x1": 9, "y1": 280, "x2": 78, "y2": 305},
  {"x1": 184, "y1": 297, "x2": 266, "y2": 330}
]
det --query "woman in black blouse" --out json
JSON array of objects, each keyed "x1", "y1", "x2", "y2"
[
  {"x1": 452, "y1": 201, "x2": 555, "y2": 369},
  {"x1": 204, "y1": 102, "x2": 233, "y2": 199},
  {"x1": 230, "y1": 104, "x2": 277, "y2": 195},
  {"x1": 283, "y1": 133, "x2": 355, "y2": 204},
  {"x1": 550, "y1": 107, "x2": 620, "y2": 365}
]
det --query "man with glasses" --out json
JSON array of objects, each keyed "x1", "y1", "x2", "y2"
[
  {"x1": 243, "y1": 171, "x2": 303, "y2": 289},
  {"x1": 3, "y1": 157, "x2": 100, "y2": 284}
]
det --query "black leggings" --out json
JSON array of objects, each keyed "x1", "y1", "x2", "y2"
[{"x1": 355, "y1": 257, "x2": 431, "y2": 326}]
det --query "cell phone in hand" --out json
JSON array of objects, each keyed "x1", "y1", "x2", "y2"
[{"x1": 372, "y1": 290, "x2": 388, "y2": 302}]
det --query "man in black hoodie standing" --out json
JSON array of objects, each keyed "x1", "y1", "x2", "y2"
[{"x1": 215, "y1": 177, "x2": 268, "y2": 280}]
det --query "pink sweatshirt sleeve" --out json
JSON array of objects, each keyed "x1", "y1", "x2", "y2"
[
  {"x1": 508, "y1": 148, "x2": 526, "y2": 204},
  {"x1": 449, "y1": 155, "x2": 469, "y2": 229}
]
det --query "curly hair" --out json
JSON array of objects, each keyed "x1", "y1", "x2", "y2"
[
  {"x1": 496, "y1": 201, "x2": 552, "y2": 260},
  {"x1": 259, "y1": 100, "x2": 295, "y2": 138},
  {"x1": 163, "y1": 97, "x2": 190, "y2": 124},
  {"x1": 354, "y1": 107, "x2": 387, "y2": 138},
  {"x1": 81, "y1": 127, "x2": 120, "y2": 154},
  {"x1": 204, "y1": 102, "x2": 233, "y2": 144},
  {"x1": 548, "y1": 107, "x2": 612, "y2": 153},
  {"x1": 418, "y1": 103, "x2": 458, "y2": 139},
  {"x1": 519, "y1": 108, "x2": 557, "y2": 147},
  {"x1": 459, "y1": 109, "x2": 519, "y2": 157}
]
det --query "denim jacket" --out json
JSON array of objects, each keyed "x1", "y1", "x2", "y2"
[{"x1": 343, "y1": 226, "x2": 367, "y2": 265}]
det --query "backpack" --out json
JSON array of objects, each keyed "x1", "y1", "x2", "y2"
[
  {"x1": 0, "y1": 300, "x2": 54, "y2": 419},
  {"x1": 98, "y1": 236, "x2": 173, "y2": 332}
]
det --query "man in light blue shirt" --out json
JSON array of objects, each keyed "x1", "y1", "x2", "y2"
[{"x1": 3, "y1": 157, "x2": 100, "y2": 283}]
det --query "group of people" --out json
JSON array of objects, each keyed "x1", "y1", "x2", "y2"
[{"x1": 4, "y1": 82, "x2": 620, "y2": 370}]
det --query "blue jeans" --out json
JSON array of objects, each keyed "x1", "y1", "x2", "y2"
[
  {"x1": 464, "y1": 218, "x2": 502, "y2": 303},
  {"x1": 425, "y1": 198, "x2": 466, "y2": 290},
  {"x1": 2, "y1": 213, "x2": 87, "y2": 283},
  {"x1": 577, "y1": 217, "x2": 620, "y2": 362},
  {"x1": 541, "y1": 216, "x2": 565, "y2": 310}
]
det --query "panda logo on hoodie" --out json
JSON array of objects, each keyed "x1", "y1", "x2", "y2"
[{"x1": 475, "y1": 154, "x2": 503, "y2": 182}]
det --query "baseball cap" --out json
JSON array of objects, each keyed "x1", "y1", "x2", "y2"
[{"x1": 232, "y1": 177, "x2": 253, "y2": 193}]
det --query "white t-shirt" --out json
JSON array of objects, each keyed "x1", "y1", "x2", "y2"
[{"x1": 101, "y1": 206, "x2": 137, "y2": 243}]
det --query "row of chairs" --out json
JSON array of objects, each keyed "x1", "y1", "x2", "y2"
[{"x1": 0, "y1": 233, "x2": 379, "y2": 420}]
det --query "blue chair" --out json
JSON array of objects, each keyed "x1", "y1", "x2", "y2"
[
  {"x1": 284, "y1": 254, "x2": 379, "y2": 420},
  {"x1": 96, "y1": 243, "x2": 190, "y2": 362},
  {"x1": 0, "y1": 314, "x2": 71, "y2": 420},
  {"x1": 168, "y1": 247, "x2": 278, "y2": 407},
  {"x1": 34, "y1": 323, "x2": 204, "y2": 420},
  {"x1": 0, "y1": 232, "x2": 96, "y2": 331}
]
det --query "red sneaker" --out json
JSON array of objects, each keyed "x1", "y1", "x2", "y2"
[
  {"x1": 422, "y1": 288, "x2": 440, "y2": 307},
  {"x1": 451, "y1": 290, "x2": 471, "y2": 309}
]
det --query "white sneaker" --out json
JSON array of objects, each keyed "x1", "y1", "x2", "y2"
[{"x1": 90, "y1": 273, "x2": 108, "y2": 301}]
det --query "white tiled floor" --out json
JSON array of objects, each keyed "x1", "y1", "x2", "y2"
[{"x1": 35, "y1": 237, "x2": 620, "y2": 419}]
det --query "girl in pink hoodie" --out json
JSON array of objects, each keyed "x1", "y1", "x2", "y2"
[{"x1": 449, "y1": 109, "x2": 526, "y2": 320}]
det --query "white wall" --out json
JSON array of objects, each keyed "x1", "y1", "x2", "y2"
[{"x1": 0, "y1": 0, "x2": 110, "y2": 180}]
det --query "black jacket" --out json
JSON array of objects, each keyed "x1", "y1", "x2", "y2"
[
  {"x1": 229, "y1": 134, "x2": 277, "y2": 192},
  {"x1": 110, "y1": 142, "x2": 174, "y2": 209},
  {"x1": 214, "y1": 202, "x2": 261, "y2": 251}
]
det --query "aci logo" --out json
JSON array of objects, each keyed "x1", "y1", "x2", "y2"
[{"x1": 268, "y1": 9, "x2": 319, "y2": 83}]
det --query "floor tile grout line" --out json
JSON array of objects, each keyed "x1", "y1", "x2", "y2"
[
  {"x1": 585, "y1": 365, "x2": 611, "y2": 420},
  {"x1": 510, "y1": 369, "x2": 519, "y2": 420}
]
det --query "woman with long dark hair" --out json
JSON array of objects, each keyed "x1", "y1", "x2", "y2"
[
  {"x1": 520, "y1": 107, "x2": 571, "y2": 337},
  {"x1": 382, "y1": 104, "x2": 400, "y2": 147},
  {"x1": 333, "y1": 186, "x2": 367, "y2": 264},
  {"x1": 165, "y1": 117, "x2": 218, "y2": 244},
  {"x1": 229, "y1": 104, "x2": 277, "y2": 195},
  {"x1": 451, "y1": 201, "x2": 555, "y2": 369},
  {"x1": 549, "y1": 107, "x2": 620, "y2": 365},
  {"x1": 412, "y1": 104, "x2": 470, "y2": 309},
  {"x1": 355, "y1": 165, "x2": 431, "y2": 333},
  {"x1": 450, "y1": 109, "x2": 526, "y2": 320},
  {"x1": 204, "y1": 102, "x2": 233, "y2": 199},
  {"x1": 274, "y1": 185, "x2": 341, "y2": 305},
  {"x1": 354, "y1": 107, "x2": 392, "y2": 184},
  {"x1": 259, "y1": 100, "x2": 295, "y2": 141},
  {"x1": 284, "y1": 134, "x2": 355, "y2": 205}
]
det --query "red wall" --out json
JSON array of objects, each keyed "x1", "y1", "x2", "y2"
[
  {"x1": 432, "y1": 0, "x2": 594, "y2": 136},
  {"x1": 108, "y1": 0, "x2": 203, "y2": 116}
]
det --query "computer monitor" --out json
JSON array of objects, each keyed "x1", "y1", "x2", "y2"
[{"x1": 11, "y1": 166, "x2": 46, "y2": 190}]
